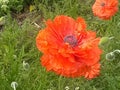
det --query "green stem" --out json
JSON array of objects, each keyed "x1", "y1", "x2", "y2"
[{"x1": 58, "y1": 75, "x2": 62, "y2": 90}]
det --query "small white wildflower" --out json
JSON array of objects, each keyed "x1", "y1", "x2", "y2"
[
  {"x1": 75, "y1": 86, "x2": 80, "y2": 90},
  {"x1": 0, "y1": 0, "x2": 9, "y2": 4},
  {"x1": 1, "y1": 4, "x2": 8, "y2": 11},
  {"x1": 23, "y1": 61, "x2": 30, "y2": 70},
  {"x1": 0, "y1": 16, "x2": 5, "y2": 25},
  {"x1": 13, "y1": 55, "x2": 17, "y2": 59},
  {"x1": 65, "y1": 86, "x2": 69, "y2": 90},
  {"x1": 11, "y1": 82, "x2": 18, "y2": 90},
  {"x1": 106, "y1": 52, "x2": 115, "y2": 61},
  {"x1": 0, "y1": 16, "x2": 4, "y2": 21}
]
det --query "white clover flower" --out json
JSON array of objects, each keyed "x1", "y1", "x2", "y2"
[
  {"x1": 65, "y1": 86, "x2": 69, "y2": 90},
  {"x1": 75, "y1": 86, "x2": 80, "y2": 90},
  {"x1": 11, "y1": 82, "x2": 18, "y2": 90},
  {"x1": 23, "y1": 61, "x2": 30, "y2": 70}
]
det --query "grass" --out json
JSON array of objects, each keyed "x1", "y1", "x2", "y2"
[{"x1": 0, "y1": 0, "x2": 120, "y2": 90}]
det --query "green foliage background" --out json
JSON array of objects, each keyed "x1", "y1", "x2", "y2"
[{"x1": 0, "y1": 0, "x2": 120, "y2": 90}]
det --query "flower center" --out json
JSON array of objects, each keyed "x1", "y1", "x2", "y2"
[
  {"x1": 64, "y1": 35, "x2": 77, "y2": 47},
  {"x1": 101, "y1": 2, "x2": 105, "y2": 6}
]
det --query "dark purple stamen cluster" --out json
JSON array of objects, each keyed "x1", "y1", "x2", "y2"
[
  {"x1": 64, "y1": 35, "x2": 77, "y2": 47},
  {"x1": 101, "y1": 3, "x2": 105, "y2": 6}
]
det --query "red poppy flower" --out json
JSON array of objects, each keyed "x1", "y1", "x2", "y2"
[
  {"x1": 36, "y1": 15, "x2": 102, "y2": 79},
  {"x1": 84, "y1": 63, "x2": 101, "y2": 79},
  {"x1": 92, "y1": 0, "x2": 118, "y2": 20}
]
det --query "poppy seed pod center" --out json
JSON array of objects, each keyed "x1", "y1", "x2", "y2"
[
  {"x1": 101, "y1": 2, "x2": 105, "y2": 6},
  {"x1": 64, "y1": 35, "x2": 77, "y2": 47}
]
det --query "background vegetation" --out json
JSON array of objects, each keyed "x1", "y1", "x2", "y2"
[{"x1": 0, "y1": 0, "x2": 120, "y2": 90}]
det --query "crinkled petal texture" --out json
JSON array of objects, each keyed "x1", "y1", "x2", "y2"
[
  {"x1": 92, "y1": 0, "x2": 118, "y2": 20},
  {"x1": 36, "y1": 15, "x2": 102, "y2": 79}
]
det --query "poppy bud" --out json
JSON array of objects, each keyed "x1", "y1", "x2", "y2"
[
  {"x1": 99, "y1": 37, "x2": 109, "y2": 45},
  {"x1": 23, "y1": 61, "x2": 30, "y2": 70},
  {"x1": 106, "y1": 52, "x2": 115, "y2": 61},
  {"x1": 11, "y1": 82, "x2": 18, "y2": 90},
  {"x1": 113, "y1": 50, "x2": 120, "y2": 54}
]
